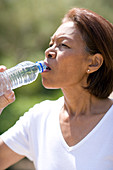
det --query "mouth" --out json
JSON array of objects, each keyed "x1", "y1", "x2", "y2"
[
  {"x1": 44, "y1": 62, "x2": 51, "y2": 72},
  {"x1": 46, "y1": 66, "x2": 51, "y2": 70}
]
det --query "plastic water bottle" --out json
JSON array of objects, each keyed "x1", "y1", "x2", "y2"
[{"x1": 0, "y1": 61, "x2": 47, "y2": 96}]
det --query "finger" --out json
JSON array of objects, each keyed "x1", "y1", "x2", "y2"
[
  {"x1": 0, "y1": 95, "x2": 9, "y2": 108},
  {"x1": 0, "y1": 90, "x2": 15, "y2": 109},
  {"x1": 0, "y1": 65, "x2": 7, "y2": 72},
  {"x1": 4, "y1": 90, "x2": 15, "y2": 103}
]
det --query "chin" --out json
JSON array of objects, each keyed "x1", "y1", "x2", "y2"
[
  {"x1": 41, "y1": 77, "x2": 61, "y2": 90},
  {"x1": 43, "y1": 84, "x2": 60, "y2": 90},
  {"x1": 42, "y1": 82, "x2": 60, "y2": 90}
]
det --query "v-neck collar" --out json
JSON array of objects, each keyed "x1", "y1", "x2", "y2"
[{"x1": 56, "y1": 97, "x2": 113, "y2": 152}]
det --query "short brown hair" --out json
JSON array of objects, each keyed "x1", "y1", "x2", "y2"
[{"x1": 62, "y1": 8, "x2": 113, "y2": 98}]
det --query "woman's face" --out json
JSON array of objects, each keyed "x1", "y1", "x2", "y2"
[{"x1": 41, "y1": 21, "x2": 89, "y2": 89}]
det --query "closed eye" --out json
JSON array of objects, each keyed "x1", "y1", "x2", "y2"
[
  {"x1": 62, "y1": 44, "x2": 68, "y2": 47},
  {"x1": 61, "y1": 43, "x2": 70, "y2": 48},
  {"x1": 49, "y1": 42, "x2": 70, "y2": 48}
]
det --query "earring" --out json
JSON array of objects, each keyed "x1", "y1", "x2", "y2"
[{"x1": 87, "y1": 69, "x2": 90, "y2": 72}]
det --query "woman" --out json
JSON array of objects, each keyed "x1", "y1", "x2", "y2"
[{"x1": 0, "y1": 8, "x2": 113, "y2": 170}]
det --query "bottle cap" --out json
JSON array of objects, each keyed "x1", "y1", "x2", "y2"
[{"x1": 36, "y1": 61, "x2": 47, "y2": 73}]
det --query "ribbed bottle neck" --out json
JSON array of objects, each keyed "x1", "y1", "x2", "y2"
[{"x1": 36, "y1": 61, "x2": 46, "y2": 73}]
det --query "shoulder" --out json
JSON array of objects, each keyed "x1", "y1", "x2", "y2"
[
  {"x1": 30, "y1": 96, "x2": 64, "y2": 115},
  {"x1": 20, "y1": 96, "x2": 64, "y2": 124},
  {"x1": 1, "y1": 97, "x2": 64, "y2": 138}
]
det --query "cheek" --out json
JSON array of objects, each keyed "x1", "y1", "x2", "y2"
[
  {"x1": 59, "y1": 57, "x2": 87, "y2": 84},
  {"x1": 57, "y1": 57, "x2": 77, "y2": 75}
]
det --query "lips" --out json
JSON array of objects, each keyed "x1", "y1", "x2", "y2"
[
  {"x1": 46, "y1": 66, "x2": 51, "y2": 70},
  {"x1": 44, "y1": 62, "x2": 51, "y2": 72}
]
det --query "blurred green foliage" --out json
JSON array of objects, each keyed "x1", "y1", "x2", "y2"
[{"x1": 0, "y1": 0, "x2": 113, "y2": 134}]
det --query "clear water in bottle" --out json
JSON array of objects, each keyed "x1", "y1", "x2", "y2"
[{"x1": 0, "y1": 61, "x2": 46, "y2": 96}]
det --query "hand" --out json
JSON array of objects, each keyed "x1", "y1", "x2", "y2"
[{"x1": 0, "y1": 65, "x2": 15, "y2": 114}]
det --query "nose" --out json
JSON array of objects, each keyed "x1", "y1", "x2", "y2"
[{"x1": 45, "y1": 48, "x2": 56, "y2": 59}]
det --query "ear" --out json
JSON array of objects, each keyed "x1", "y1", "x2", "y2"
[{"x1": 87, "y1": 54, "x2": 103, "y2": 74}]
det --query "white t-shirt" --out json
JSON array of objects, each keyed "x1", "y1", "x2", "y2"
[{"x1": 1, "y1": 97, "x2": 113, "y2": 170}]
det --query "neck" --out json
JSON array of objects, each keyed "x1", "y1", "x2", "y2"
[{"x1": 61, "y1": 86, "x2": 111, "y2": 117}]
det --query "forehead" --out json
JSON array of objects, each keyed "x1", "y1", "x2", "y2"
[
  {"x1": 56, "y1": 21, "x2": 75, "y2": 34},
  {"x1": 52, "y1": 21, "x2": 81, "y2": 40}
]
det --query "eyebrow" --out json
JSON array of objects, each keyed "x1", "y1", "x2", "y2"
[{"x1": 50, "y1": 35, "x2": 74, "y2": 42}]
